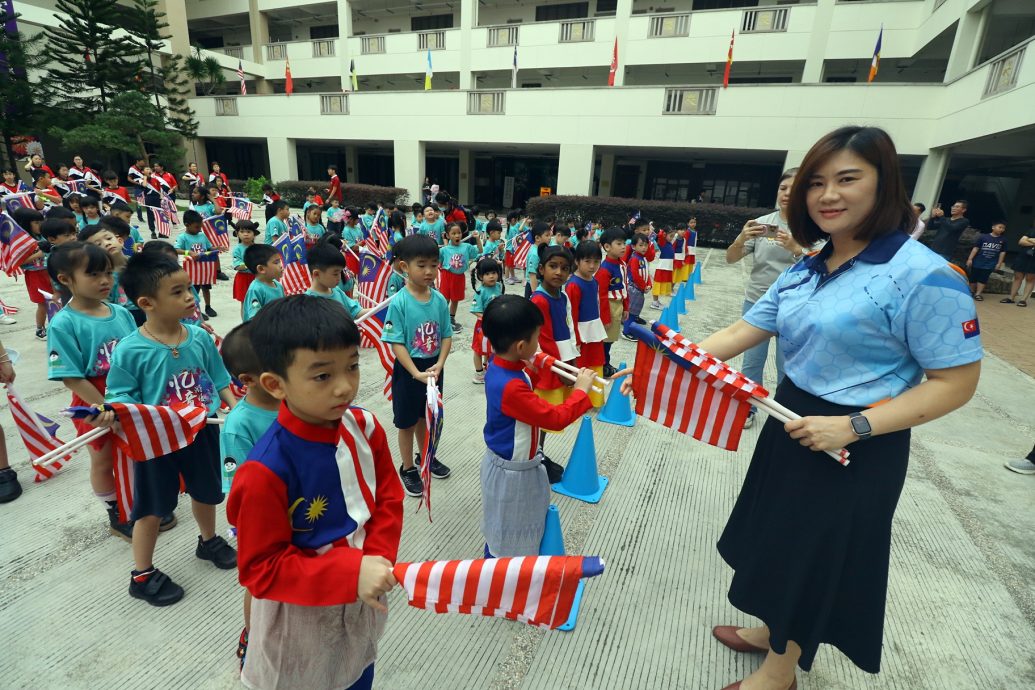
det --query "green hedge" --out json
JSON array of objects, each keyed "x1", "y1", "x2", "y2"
[
  {"x1": 274, "y1": 180, "x2": 408, "y2": 208},
  {"x1": 524, "y1": 195, "x2": 774, "y2": 248}
]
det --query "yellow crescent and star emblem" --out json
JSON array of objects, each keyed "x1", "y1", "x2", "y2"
[{"x1": 288, "y1": 495, "x2": 329, "y2": 531}]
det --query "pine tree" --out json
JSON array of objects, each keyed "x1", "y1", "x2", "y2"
[
  {"x1": 40, "y1": 0, "x2": 142, "y2": 117},
  {"x1": 0, "y1": 6, "x2": 46, "y2": 170},
  {"x1": 52, "y1": 91, "x2": 184, "y2": 165}
]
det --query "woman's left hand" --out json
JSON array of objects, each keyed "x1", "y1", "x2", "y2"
[
  {"x1": 774, "y1": 230, "x2": 802, "y2": 256},
  {"x1": 784, "y1": 415, "x2": 856, "y2": 452}
]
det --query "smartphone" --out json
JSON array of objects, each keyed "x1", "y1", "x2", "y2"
[{"x1": 760, "y1": 224, "x2": 779, "y2": 237}]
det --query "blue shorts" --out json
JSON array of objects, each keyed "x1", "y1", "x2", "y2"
[
  {"x1": 130, "y1": 423, "x2": 223, "y2": 519},
  {"x1": 391, "y1": 357, "x2": 444, "y2": 429}
]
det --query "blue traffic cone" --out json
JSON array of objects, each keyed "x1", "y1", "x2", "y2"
[
  {"x1": 685, "y1": 276, "x2": 696, "y2": 301},
  {"x1": 660, "y1": 301, "x2": 680, "y2": 333},
  {"x1": 675, "y1": 281, "x2": 687, "y2": 315},
  {"x1": 539, "y1": 505, "x2": 589, "y2": 632},
  {"x1": 598, "y1": 361, "x2": 635, "y2": 427},
  {"x1": 693, "y1": 262, "x2": 702, "y2": 284},
  {"x1": 552, "y1": 416, "x2": 608, "y2": 503}
]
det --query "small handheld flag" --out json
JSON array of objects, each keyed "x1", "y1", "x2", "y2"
[
  {"x1": 274, "y1": 233, "x2": 311, "y2": 295},
  {"x1": 202, "y1": 214, "x2": 231, "y2": 249},
  {"x1": 349, "y1": 59, "x2": 358, "y2": 91},
  {"x1": 7, "y1": 386, "x2": 72, "y2": 482},
  {"x1": 868, "y1": 25, "x2": 883, "y2": 83},
  {"x1": 229, "y1": 196, "x2": 254, "y2": 221},
  {"x1": 356, "y1": 302, "x2": 394, "y2": 400},
  {"x1": 184, "y1": 251, "x2": 220, "y2": 286},
  {"x1": 0, "y1": 212, "x2": 42, "y2": 276},
  {"x1": 418, "y1": 379, "x2": 443, "y2": 518},
  {"x1": 152, "y1": 208, "x2": 172, "y2": 238}
]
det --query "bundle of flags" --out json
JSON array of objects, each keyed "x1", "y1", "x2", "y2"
[
  {"x1": 358, "y1": 250, "x2": 391, "y2": 304},
  {"x1": 202, "y1": 214, "x2": 231, "y2": 250},
  {"x1": 625, "y1": 320, "x2": 767, "y2": 452},
  {"x1": 184, "y1": 251, "x2": 221, "y2": 286},
  {"x1": 393, "y1": 555, "x2": 605, "y2": 629},
  {"x1": 152, "y1": 208, "x2": 173, "y2": 238},
  {"x1": 273, "y1": 232, "x2": 311, "y2": 295},
  {"x1": 229, "y1": 196, "x2": 254, "y2": 221},
  {"x1": 356, "y1": 302, "x2": 394, "y2": 400},
  {"x1": 418, "y1": 379, "x2": 443, "y2": 518},
  {"x1": 367, "y1": 211, "x2": 391, "y2": 257},
  {"x1": 7, "y1": 386, "x2": 72, "y2": 482},
  {"x1": 0, "y1": 211, "x2": 42, "y2": 276},
  {"x1": 287, "y1": 215, "x2": 305, "y2": 237}
]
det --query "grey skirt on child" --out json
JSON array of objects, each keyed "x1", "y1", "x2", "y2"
[
  {"x1": 242, "y1": 595, "x2": 387, "y2": 690},
  {"x1": 481, "y1": 449, "x2": 551, "y2": 557}
]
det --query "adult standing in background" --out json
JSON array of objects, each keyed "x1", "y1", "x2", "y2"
[
  {"x1": 68, "y1": 155, "x2": 101, "y2": 188},
  {"x1": 127, "y1": 155, "x2": 148, "y2": 222},
  {"x1": 421, "y1": 176, "x2": 432, "y2": 205},
  {"x1": 24, "y1": 153, "x2": 53, "y2": 182},
  {"x1": 725, "y1": 168, "x2": 810, "y2": 428},
  {"x1": 908, "y1": 202, "x2": 926, "y2": 240},
  {"x1": 208, "y1": 161, "x2": 231, "y2": 193},
  {"x1": 1000, "y1": 224, "x2": 1035, "y2": 307},
  {"x1": 327, "y1": 165, "x2": 343, "y2": 205},
  {"x1": 928, "y1": 200, "x2": 969, "y2": 260}
]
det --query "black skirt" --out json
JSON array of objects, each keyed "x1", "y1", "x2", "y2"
[{"x1": 717, "y1": 378, "x2": 910, "y2": 674}]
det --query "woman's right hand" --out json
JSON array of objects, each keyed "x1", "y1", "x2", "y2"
[{"x1": 738, "y1": 220, "x2": 767, "y2": 243}]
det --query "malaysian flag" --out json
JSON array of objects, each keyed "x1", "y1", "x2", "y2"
[
  {"x1": 0, "y1": 212, "x2": 42, "y2": 276},
  {"x1": 161, "y1": 194, "x2": 180, "y2": 225},
  {"x1": 237, "y1": 59, "x2": 247, "y2": 95},
  {"x1": 229, "y1": 196, "x2": 253, "y2": 221},
  {"x1": 201, "y1": 214, "x2": 231, "y2": 249},
  {"x1": 367, "y1": 211, "x2": 390, "y2": 257},
  {"x1": 418, "y1": 379, "x2": 443, "y2": 518},
  {"x1": 357, "y1": 303, "x2": 394, "y2": 399},
  {"x1": 0, "y1": 298, "x2": 19, "y2": 316},
  {"x1": 36, "y1": 289, "x2": 64, "y2": 322},
  {"x1": 184, "y1": 251, "x2": 220, "y2": 286},
  {"x1": 152, "y1": 208, "x2": 173, "y2": 238},
  {"x1": 512, "y1": 233, "x2": 532, "y2": 269},
  {"x1": 358, "y1": 250, "x2": 390, "y2": 304},
  {"x1": 393, "y1": 555, "x2": 605, "y2": 629},
  {"x1": 2, "y1": 192, "x2": 35, "y2": 214},
  {"x1": 273, "y1": 232, "x2": 311, "y2": 295},
  {"x1": 287, "y1": 214, "x2": 305, "y2": 237},
  {"x1": 62, "y1": 179, "x2": 87, "y2": 197},
  {"x1": 7, "y1": 386, "x2": 71, "y2": 482},
  {"x1": 134, "y1": 190, "x2": 146, "y2": 208},
  {"x1": 626, "y1": 321, "x2": 767, "y2": 452}
]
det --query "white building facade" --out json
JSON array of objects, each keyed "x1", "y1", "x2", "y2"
[{"x1": 14, "y1": 0, "x2": 1035, "y2": 234}]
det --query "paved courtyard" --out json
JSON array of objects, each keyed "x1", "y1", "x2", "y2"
[{"x1": 1, "y1": 247, "x2": 1033, "y2": 689}]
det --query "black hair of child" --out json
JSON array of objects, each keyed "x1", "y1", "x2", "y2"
[
  {"x1": 307, "y1": 242, "x2": 347, "y2": 271},
  {"x1": 12, "y1": 207, "x2": 44, "y2": 231},
  {"x1": 120, "y1": 251, "x2": 183, "y2": 305},
  {"x1": 233, "y1": 219, "x2": 259, "y2": 238},
  {"x1": 365, "y1": 202, "x2": 377, "y2": 212},
  {"x1": 317, "y1": 232, "x2": 344, "y2": 251},
  {"x1": 47, "y1": 241, "x2": 113, "y2": 297},
  {"x1": 220, "y1": 321, "x2": 262, "y2": 379},
  {"x1": 102, "y1": 170, "x2": 118, "y2": 182},
  {"x1": 41, "y1": 218, "x2": 76, "y2": 241},
  {"x1": 630, "y1": 233, "x2": 648, "y2": 247},
  {"x1": 181, "y1": 209, "x2": 202, "y2": 227},
  {"x1": 77, "y1": 224, "x2": 107, "y2": 243},
  {"x1": 395, "y1": 233, "x2": 438, "y2": 262},
  {"x1": 482, "y1": 294, "x2": 544, "y2": 353},
  {"x1": 388, "y1": 211, "x2": 407, "y2": 231},
  {"x1": 574, "y1": 240, "x2": 601, "y2": 262},
  {"x1": 141, "y1": 240, "x2": 179, "y2": 260},
  {"x1": 536, "y1": 244, "x2": 574, "y2": 279},
  {"x1": 599, "y1": 227, "x2": 627, "y2": 246},
  {"x1": 485, "y1": 218, "x2": 503, "y2": 234},
  {"x1": 99, "y1": 215, "x2": 131, "y2": 238},
  {"x1": 108, "y1": 200, "x2": 132, "y2": 214},
  {"x1": 530, "y1": 222, "x2": 551, "y2": 240},
  {"x1": 244, "y1": 244, "x2": 280, "y2": 274},
  {"x1": 268, "y1": 200, "x2": 288, "y2": 216},
  {"x1": 475, "y1": 256, "x2": 502, "y2": 280},
  {"x1": 249, "y1": 295, "x2": 360, "y2": 378},
  {"x1": 45, "y1": 206, "x2": 76, "y2": 222},
  {"x1": 506, "y1": 210, "x2": 521, "y2": 223},
  {"x1": 78, "y1": 195, "x2": 100, "y2": 209},
  {"x1": 554, "y1": 226, "x2": 572, "y2": 239}
]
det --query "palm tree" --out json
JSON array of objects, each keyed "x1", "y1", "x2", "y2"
[{"x1": 185, "y1": 44, "x2": 226, "y2": 95}]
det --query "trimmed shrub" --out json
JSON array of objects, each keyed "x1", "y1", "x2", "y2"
[
  {"x1": 524, "y1": 195, "x2": 773, "y2": 248},
  {"x1": 273, "y1": 180, "x2": 408, "y2": 208}
]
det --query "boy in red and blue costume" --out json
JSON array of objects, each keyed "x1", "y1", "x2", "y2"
[{"x1": 596, "y1": 228, "x2": 630, "y2": 374}]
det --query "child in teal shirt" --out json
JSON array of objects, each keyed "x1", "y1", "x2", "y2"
[
  {"x1": 438, "y1": 223, "x2": 481, "y2": 332},
  {"x1": 470, "y1": 256, "x2": 503, "y2": 384},
  {"x1": 265, "y1": 200, "x2": 289, "y2": 241},
  {"x1": 175, "y1": 210, "x2": 217, "y2": 318},
  {"x1": 303, "y1": 243, "x2": 363, "y2": 319},
  {"x1": 242, "y1": 245, "x2": 285, "y2": 322}
]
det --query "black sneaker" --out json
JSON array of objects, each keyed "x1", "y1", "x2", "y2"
[
  {"x1": 107, "y1": 506, "x2": 134, "y2": 542},
  {"x1": 34, "y1": 327, "x2": 46, "y2": 340},
  {"x1": 414, "y1": 453, "x2": 450, "y2": 479},
  {"x1": 196, "y1": 534, "x2": 237, "y2": 569},
  {"x1": 541, "y1": 454, "x2": 565, "y2": 484},
  {"x1": 603, "y1": 364, "x2": 617, "y2": 378},
  {"x1": 158, "y1": 512, "x2": 178, "y2": 532},
  {"x1": 451, "y1": 319, "x2": 463, "y2": 332},
  {"x1": 0, "y1": 467, "x2": 22, "y2": 503},
  {"x1": 399, "y1": 465, "x2": 423, "y2": 497},
  {"x1": 237, "y1": 627, "x2": 249, "y2": 670},
  {"x1": 204, "y1": 306, "x2": 218, "y2": 317},
  {"x1": 129, "y1": 567, "x2": 184, "y2": 606},
  {"x1": 200, "y1": 311, "x2": 209, "y2": 321},
  {"x1": 216, "y1": 271, "x2": 230, "y2": 281}
]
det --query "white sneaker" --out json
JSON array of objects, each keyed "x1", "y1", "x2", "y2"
[
  {"x1": 744, "y1": 412, "x2": 756, "y2": 429},
  {"x1": 1004, "y1": 458, "x2": 1035, "y2": 475},
  {"x1": 472, "y1": 370, "x2": 485, "y2": 384},
  {"x1": 649, "y1": 301, "x2": 663, "y2": 311},
  {"x1": 0, "y1": 315, "x2": 15, "y2": 325}
]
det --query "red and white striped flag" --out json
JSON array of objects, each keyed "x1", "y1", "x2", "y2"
[
  {"x1": 0, "y1": 298, "x2": 19, "y2": 316},
  {"x1": 358, "y1": 250, "x2": 390, "y2": 306},
  {"x1": 184, "y1": 251, "x2": 220, "y2": 286},
  {"x1": 161, "y1": 194, "x2": 180, "y2": 225},
  {"x1": 0, "y1": 211, "x2": 43, "y2": 276},
  {"x1": 152, "y1": 208, "x2": 172, "y2": 238},
  {"x1": 393, "y1": 555, "x2": 604, "y2": 629},
  {"x1": 273, "y1": 233, "x2": 311, "y2": 295},
  {"x1": 7, "y1": 386, "x2": 71, "y2": 482},
  {"x1": 512, "y1": 234, "x2": 532, "y2": 269},
  {"x1": 237, "y1": 59, "x2": 247, "y2": 95},
  {"x1": 201, "y1": 214, "x2": 231, "y2": 250},
  {"x1": 228, "y1": 196, "x2": 253, "y2": 221},
  {"x1": 418, "y1": 379, "x2": 443, "y2": 518},
  {"x1": 356, "y1": 301, "x2": 394, "y2": 400}
]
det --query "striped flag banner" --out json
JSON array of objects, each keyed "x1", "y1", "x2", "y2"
[
  {"x1": 7, "y1": 385, "x2": 72, "y2": 482},
  {"x1": 152, "y1": 208, "x2": 173, "y2": 238},
  {"x1": 512, "y1": 234, "x2": 531, "y2": 269},
  {"x1": 355, "y1": 300, "x2": 394, "y2": 399},
  {"x1": 184, "y1": 251, "x2": 220, "y2": 286},
  {"x1": 393, "y1": 555, "x2": 605, "y2": 629},
  {"x1": 419, "y1": 378, "x2": 443, "y2": 519},
  {"x1": 161, "y1": 195, "x2": 180, "y2": 225},
  {"x1": 202, "y1": 214, "x2": 231, "y2": 249},
  {"x1": 0, "y1": 211, "x2": 43, "y2": 276},
  {"x1": 367, "y1": 211, "x2": 391, "y2": 257},
  {"x1": 358, "y1": 250, "x2": 390, "y2": 304},
  {"x1": 273, "y1": 232, "x2": 311, "y2": 295},
  {"x1": 229, "y1": 196, "x2": 253, "y2": 221},
  {"x1": 2, "y1": 192, "x2": 36, "y2": 214}
]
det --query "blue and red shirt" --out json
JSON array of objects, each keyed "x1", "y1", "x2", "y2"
[
  {"x1": 597, "y1": 257, "x2": 628, "y2": 308},
  {"x1": 627, "y1": 251, "x2": 652, "y2": 292},
  {"x1": 529, "y1": 286, "x2": 578, "y2": 390},
  {"x1": 565, "y1": 274, "x2": 607, "y2": 346}
]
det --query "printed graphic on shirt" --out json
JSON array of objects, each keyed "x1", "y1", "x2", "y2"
[
  {"x1": 962, "y1": 318, "x2": 980, "y2": 338},
  {"x1": 289, "y1": 494, "x2": 329, "y2": 531},
  {"x1": 163, "y1": 367, "x2": 217, "y2": 410},
  {"x1": 94, "y1": 338, "x2": 118, "y2": 376},
  {"x1": 48, "y1": 350, "x2": 62, "y2": 367},
  {"x1": 448, "y1": 253, "x2": 465, "y2": 270},
  {"x1": 413, "y1": 321, "x2": 440, "y2": 356}
]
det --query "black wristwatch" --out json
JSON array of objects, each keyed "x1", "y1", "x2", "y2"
[{"x1": 849, "y1": 412, "x2": 872, "y2": 441}]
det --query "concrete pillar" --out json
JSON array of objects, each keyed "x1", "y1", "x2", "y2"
[
  {"x1": 338, "y1": 0, "x2": 354, "y2": 90},
  {"x1": 187, "y1": 138, "x2": 209, "y2": 175},
  {"x1": 801, "y1": 0, "x2": 836, "y2": 83},
  {"x1": 248, "y1": 0, "x2": 269, "y2": 64},
  {"x1": 458, "y1": 148, "x2": 474, "y2": 203},
  {"x1": 911, "y1": 148, "x2": 951, "y2": 209},
  {"x1": 267, "y1": 137, "x2": 298, "y2": 182},
  {"x1": 345, "y1": 146, "x2": 359, "y2": 184},
  {"x1": 610, "y1": 0, "x2": 633, "y2": 87},
  {"x1": 157, "y1": 0, "x2": 190, "y2": 56},
  {"x1": 597, "y1": 152, "x2": 616, "y2": 196},
  {"x1": 394, "y1": 140, "x2": 426, "y2": 206},
  {"x1": 557, "y1": 143, "x2": 595, "y2": 196},
  {"x1": 945, "y1": 3, "x2": 991, "y2": 82},
  {"x1": 458, "y1": 0, "x2": 475, "y2": 90}
]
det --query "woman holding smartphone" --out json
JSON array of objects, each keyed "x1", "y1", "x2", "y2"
[{"x1": 726, "y1": 168, "x2": 812, "y2": 427}]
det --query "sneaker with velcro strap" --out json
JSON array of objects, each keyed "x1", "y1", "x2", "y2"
[
  {"x1": 414, "y1": 453, "x2": 451, "y2": 479},
  {"x1": 196, "y1": 534, "x2": 238, "y2": 569},
  {"x1": 129, "y1": 567, "x2": 184, "y2": 607}
]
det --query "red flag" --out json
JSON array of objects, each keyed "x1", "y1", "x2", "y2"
[
  {"x1": 607, "y1": 38, "x2": 618, "y2": 87},
  {"x1": 356, "y1": 302, "x2": 394, "y2": 400},
  {"x1": 512, "y1": 234, "x2": 532, "y2": 269},
  {"x1": 285, "y1": 57, "x2": 293, "y2": 95},
  {"x1": 184, "y1": 252, "x2": 220, "y2": 286},
  {"x1": 723, "y1": 30, "x2": 735, "y2": 88},
  {"x1": 393, "y1": 555, "x2": 604, "y2": 629},
  {"x1": 7, "y1": 386, "x2": 70, "y2": 482}
]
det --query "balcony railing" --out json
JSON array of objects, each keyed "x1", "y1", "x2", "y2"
[
  {"x1": 487, "y1": 26, "x2": 519, "y2": 47},
  {"x1": 559, "y1": 19, "x2": 595, "y2": 43},
  {"x1": 742, "y1": 8, "x2": 789, "y2": 33},
  {"x1": 223, "y1": 46, "x2": 243, "y2": 59},
  {"x1": 418, "y1": 31, "x2": 447, "y2": 51},
  {"x1": 312, "y1": 39, "x2": 335, "y2": 58},
  {"x1": 215, "y1": 97, "x2": 238, "y2": 116},
  {"x1": 320, "y1": 94, "x2": 349, "y2": 114},
  {"x1": 361, "y1": 36, "x2": 385, "y2": 54},
  {"x1": 265, "y1": 43, "x2": 287, "y2": 60},
  {"x1": 468, "y1": 90, "x2": 505, "y2": 115},
  {"x1": 982, "y1": 46, "x2": 1025, "y2": 98},
  {"x1": 648, "y1": 14, "x2": 690, "y2": 39},
  {"x1": 662, "y1": 87, "x2": 717, "y2": 115}
]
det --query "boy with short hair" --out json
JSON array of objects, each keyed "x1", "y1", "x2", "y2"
[
  {"x1": 227, "y1": 295, "x2": 403, "y2": 690},
  {"x1": 966, "y1": 222, "x2": 1007, "y2": 300},
  {"x1": 95, "y1": 252, "x2": 238, "y2": 606},
  {"x1": 242, "y1": 244, "x2": 285, "y2": 322},
  {"x1": 627, "y1": 234, "x2": 653, "y2": 321},
  {"x1": 175, "y1": 209, "x2": 218, "y2": 318},
  {"x1": 109, "y1": 200, "x2": 147, "y2": 246},
  {"x1": 524, "y1": 222, "x2": 552, "y2": 298},
  {"x1": 265, "y1": 200, "x2": 290, "y2": 241},
  {"x1": 305, "y1": 243, "x2": 363, "y2": 319},
  {"x1": 597, "y1": 228, "x2": 630, "y2": 375},
  {"x1": 380, "y1": 235, "x2": 453, "y2": 498},
  {"x1": 102, "y1": 170, "x2": 130, "y2": 206},
  {"x1": 418, "y1": 206, "x2": 445, "y2": 244}
]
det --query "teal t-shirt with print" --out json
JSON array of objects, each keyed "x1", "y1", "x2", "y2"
[
  {"x1": 47, "y1": 303, "x2": 137, "y2": 379},
  {"x1": 470, "y1": 283, "x2": 502, "y2": 315},
  {"x1": 341, "y1": 225, "x2": 364, "y2": 248},
  {"x1": 266, "y1": 217, "x2": 288, "y2": 240},
  {"x1": 219, "y1": 397, "x2": 278, "y2": 492},
  {"x1": 525, "y1": 244, "x2": 541, "y2": 283},
  {"x1": 231, "y1": 243, "x2": 249, "y2": 270},
  {"x1": 305, "y1": 286, "x2": 361, "y2": 318},
  {"x1": 418, "y1": 218, "x2": 446, "y2": 244},
  {"x1": 381, "y1": 288, "x2": 452, "y2": 360},
  {"x1": 386, "y1": 271, "x2": 406, "y2": 297},
  {"x1": 105, "y1": 325, "x2": 232, "y2": 415},
  {"x1": 481, "y1": 238, "x2": 503, "y2": 260},
  {"x1": 243, "y1": 279, "x2": 285, "y2": 321},
  {"x1": 174, "y1": 230, "x2": 213, "y2": 253},
  {"x1": 192, "y1": 202, "x2": 216, "y2": 219},
  {"x1": 305, "y1": 223, "x2": 326, "y2": 241},
  {"x1": 439, "y1": 243, "x2": 479, "y2": 275}
]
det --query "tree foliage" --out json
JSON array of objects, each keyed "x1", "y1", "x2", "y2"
[
  {"x1": 51, "y1": 91, "x2": 184, "y2": 165},
  {"x1": 0, "y1": 6, "x2": 47, "y2": 169},
  {"x1": 185, "y1": 45, "x2": 227, "y2": 96}
]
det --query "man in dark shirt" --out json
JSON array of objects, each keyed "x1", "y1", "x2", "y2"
[{"x1": 928, "y1": 200, "x2": 970, "y2": 259}]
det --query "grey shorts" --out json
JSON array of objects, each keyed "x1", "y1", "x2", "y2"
[{"x1": 480, "y1": 449, "x2": 550, "y2": 557}]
